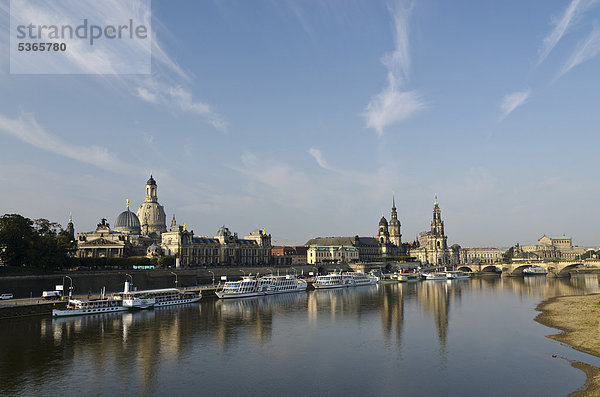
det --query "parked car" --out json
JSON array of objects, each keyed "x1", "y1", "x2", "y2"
[{"x1": 0, "y1": 293, "x2": 14, "y2": 300}]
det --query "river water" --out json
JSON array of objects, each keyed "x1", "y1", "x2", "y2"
[{"x1": 1, "y1": 275, "x2": 600, "y2": 396}]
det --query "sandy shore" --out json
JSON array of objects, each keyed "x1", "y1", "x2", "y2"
[{"x1": 536, "y1": 293, "x2": 600, "y2": 396}]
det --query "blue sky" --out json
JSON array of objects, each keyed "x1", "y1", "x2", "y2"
[{"x1": 1, "y1": 0, "x2": 600, "y2": 248}]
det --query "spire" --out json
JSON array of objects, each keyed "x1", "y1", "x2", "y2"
[
  {"x1": 434, "y1": 194, "x2": 438, "y2": 206},
  {"x1": 68, "y1": 212, "x2": 72, "y2": 223},
  {"x1": 392, "y1": 192, "x2": 396, "y2": 210}
]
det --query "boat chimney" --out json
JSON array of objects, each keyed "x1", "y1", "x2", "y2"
[{"x1": 124, "y1": 281, "x2": 130, "y2": 293}]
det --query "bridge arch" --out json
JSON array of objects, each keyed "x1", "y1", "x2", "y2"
[
  {"x1": 509, "y1": 265, "x2": 533, "y2": 276},
  {"x1": 458, "y1": 266, "x2": 473, "y2": 272},
  {"x1": 482, "y1": 265, "x2": 501, "y2": 273},
  {"x1": 558, "y1": 263, "x2": 584, "y2": 276}
]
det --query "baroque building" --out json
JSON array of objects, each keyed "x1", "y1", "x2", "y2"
[
  {"x1": 306, "y1": 196, "x2": 406, "y2": 262},
  {"x1": 76, "y1": 201, "x2": 154, "y2": 258},
  {"x1": 161, "y1": 217, "x2": 273, "y2": 266},
  {"x1": 410, "y1": 196, "x2": 451, "y2": 266},
  {"x1": 514, "y1": 235, "x2": 585, "y2": 261}
]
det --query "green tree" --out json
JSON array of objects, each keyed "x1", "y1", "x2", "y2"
[
  {"x1": 0, "y1": 214, "x2": 36, "y2": 266},
  {"x1": 502, "y1": 247, "x2": 514, "y2": 263}
]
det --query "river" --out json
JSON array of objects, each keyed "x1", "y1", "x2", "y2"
[{"x1": 1, "y1": 275, "x2": 599, "y2": 396}]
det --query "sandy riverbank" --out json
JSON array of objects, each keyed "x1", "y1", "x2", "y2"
[{"x1": 536, "y1": 293, "x2": 600, "y2": 396}]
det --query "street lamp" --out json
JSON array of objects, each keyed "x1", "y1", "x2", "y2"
[
  {"x1": 170, "y1": 271, "x2": 178, "y2": 288},
  {"x1": 239, "y1": 269, "x2": 246, "y2": 277},
  {"x1": 64, "y1": 275, "x2": 73, "y2": 300},
  {"x1": 208, "y1": 270, "x2": 215, "y2": 286}
]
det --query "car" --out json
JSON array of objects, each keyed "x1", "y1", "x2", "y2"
[{"x1": 0, "y1": 293, "x2": 13, "y2": 300}]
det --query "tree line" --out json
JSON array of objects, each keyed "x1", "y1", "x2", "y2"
[{"x1": 0, "y1": 214, "x2": 75, "y2": 270}]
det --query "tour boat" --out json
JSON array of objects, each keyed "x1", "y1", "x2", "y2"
[
  {"x1": 313, "y1": 272, "x2": 377, "y2": 289},
  {"x1": 52, "y1": 298, "x2": 127, "y2": 317},
  {"x1": 119, "y1": 294, "x2": 156, "y2": 309},
  {"x1": 445, "y1": 271, "x2": 471, "y2": 280},
  {"x1": 523, "y1": 266, "x2": 548, "y2": 275},
  {"x1": 398, "y1": 273, "x2": 421, "y2": 282},
  {"x1": 422, "y1": 272, "x2": 448, "y2": 280},
  {"x1": 216, "y1": 275, "x2": 307, "y2": 299},
  {"x1": 117, "y1": 288, "x2": 202, "y2": 307}
]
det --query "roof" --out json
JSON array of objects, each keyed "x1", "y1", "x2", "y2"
[{"x1": 305, "y1": 236, "x2": 380, "y2": 247}]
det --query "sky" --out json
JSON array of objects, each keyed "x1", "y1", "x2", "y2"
[{"x1": 0, "y1": 0, "x2": 600, "y2": 248}]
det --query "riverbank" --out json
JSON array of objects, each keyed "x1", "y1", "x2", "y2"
[{"x1": 535, "y1": 293, "x2": 600, "y2": 396}]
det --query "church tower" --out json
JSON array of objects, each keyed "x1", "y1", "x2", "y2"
[
  {"x1": 389, "y1": 195, "x2": 402, "y2": 247},
  {"x1": 377, "y1": 214, "x2": 389, "y2": 244},
  {"x1": 430, "y1": 195, "x2": 447, "y2": 249},
  {"x1": 66, "y1": 212, "x2": 75, "y2": 242},
  {"x1": 137, "y1": 173, "x2": 167, "y2": 238}
]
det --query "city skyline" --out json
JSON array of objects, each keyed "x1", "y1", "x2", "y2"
[{"x1": 1, "y1": 1, "x2": 599, "y2": 247}]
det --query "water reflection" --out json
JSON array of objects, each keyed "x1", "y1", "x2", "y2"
[{"x1": 0, "y1": 274, "x2": 598, "y2": 396}]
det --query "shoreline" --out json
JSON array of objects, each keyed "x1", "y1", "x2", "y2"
[{"x1": 535, "y1": 293, "x2": 600, "y2": 396}]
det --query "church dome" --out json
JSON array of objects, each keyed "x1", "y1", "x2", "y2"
[
  {"x1": 379, "y1": 215, "x2": 388, "y2": 226},
  {"x1": 147, "y1": 174, "x2": 157, "y2": 186},
  {"x1": 389, "y1": 218, "x2": 400, "y2": 226},
  {"x1": 114, "y1": 210, "x2": 141, "y2": 234}
]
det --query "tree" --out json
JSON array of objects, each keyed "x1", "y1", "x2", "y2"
[
  {"x1": 0, "y1": 214, "x2": 36, "y2": 266},
  {"x1": 0, "y1": 214, "x2": 74, "y2": 270},
  {"x1": 502, "y1": 247, "x2": 514, "y2": 263}
]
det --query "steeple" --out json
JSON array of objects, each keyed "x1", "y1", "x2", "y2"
[
  {"x1": 389, "y1": 194, "x2": 402, "y2": 247},
  {"x1": 66, "y1": 212, "x2": 75, "y2": 241}
]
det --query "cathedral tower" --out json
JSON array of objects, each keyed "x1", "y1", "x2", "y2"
[{"x1": 389, "y1": 195, "x2": 402, "y2": 247}]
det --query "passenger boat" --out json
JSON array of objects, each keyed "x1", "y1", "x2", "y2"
[
  {"x1": 398, "y1": 273, "x2": 421, "y2": 282},
  {"x1": 52, "y1": 298, "x2": 127, "y2": 318},
  {"x1": 422, "y1": 272, "x2": 448, "y2": 280},
  {"x1": 523, "y1": 266, "x2": 548, "y2": 275},
  {"x1": 313, "y1": 272, "x2": 377, "y2": 289},
  {"x1": 446, "y1": 271, "x2": 471, "y2": 280},
  {"x1": 216, "y1": 275, "x2": 307, "y2": 299},
  {"x1": 119, "y1": 293, "x2": 156, "y2": 309},
  {"x1": 117, "y1": 288, "x2": 202, "y2": 307}
]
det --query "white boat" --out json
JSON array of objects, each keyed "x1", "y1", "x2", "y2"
[
  {"x1": 523, "y1": 266, "x2": 548, "y2": 275},
  {"x1": 313, "y1": 272, "x2": 377, "y2": 289},
  {"x1": 117, "y1": 288, "x2": 202, "y2": 307},
  {"x1": 52, "y1": 298, "x2": 127, "y2": 318},
  {"x1": 446, "y1": 271, "x2": 471, "y2": 280},
  {"x1": 398, "y1": 273, "x2": 421, "y2": 282},
  {"x1": 422, "y1": 272, "x2": 447, "y2": 280},
  {"x1": 120, "y1": 294, "x2": 156, "y2": 309},
  {"x1": 216, "y1": 275, "x2": 307, "y2": 299}
]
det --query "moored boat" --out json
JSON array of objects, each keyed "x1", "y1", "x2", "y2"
[
  {"x1": 398, "y1": 273, "x2": 421, "y2": 282},
  {"x1": 446, "y1": 271, "x2": 471, "y2": 280},
  {"x1": 377, "y1": 273, "x2": 400, "y2": 284},
  {"x1": 314, "y1": 272, "x2": 377, "y2": 289},
  {"x1": 216, "y1": 275, "x2": 306, "y2": 299},
  {"x1": 422, "y1": 272, "x2": 447, "y2": 280},
  {"x1": 523, "y1": 266, "x2": 548, "y2": 275},
  {"x1": 52, "y1": 298, "x2": 127, "y2": 318},
  {"x1": 117, "y1": 288, "x2": 202, "y2": 307}
]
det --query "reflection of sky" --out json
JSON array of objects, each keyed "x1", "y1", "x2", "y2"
[{"x1": 1, "y1": 276, "x2": 599, "y2": 396}]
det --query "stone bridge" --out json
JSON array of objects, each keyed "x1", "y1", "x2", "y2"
[{"x1": 456, "y1": 260, "x2": 600, "y2": 277}]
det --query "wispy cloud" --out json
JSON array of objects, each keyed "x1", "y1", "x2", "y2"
[
  {"x1": 0, "y1": 112, "x2": 140, "y2": 174},
  {"x1": 556, "y1": 24, "x2": 600, "y2": 80},
  {"x1": 308, "y1": 148, "x2": 335, "y2": 171},
  {"x1": 499, "y1": 89, "x2": 531, "y2": 120},
  {"x1": 364, "y1": 1, "x2": 426, "y2": 137},
  {"x1": 537, "y1": 0, "x2": 597, "y2": 65},
  {"x1": 134, "y1": 80, "x2": 228, "y2": 133}
]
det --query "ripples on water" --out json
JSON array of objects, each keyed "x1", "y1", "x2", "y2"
[{"x1": 1, "y1": 275, "x2": 599, "y2": 396}]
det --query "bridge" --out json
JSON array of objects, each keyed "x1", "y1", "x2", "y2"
[{"x1": 457, "y1": 260, "x2": 600, "y2": 277}]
